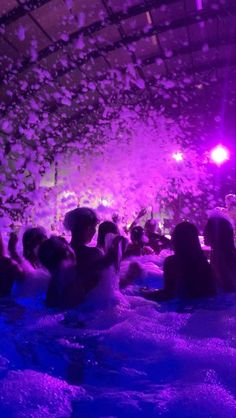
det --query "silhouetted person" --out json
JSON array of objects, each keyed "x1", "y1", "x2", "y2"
[
  {"x1": 0, "y1": 233, "x2": 23, "y2": 297},
  {"x1": 8, "y1": 227, "x2": 50, "y2": 297},
  {"x1": 22, "y1": 227, "x2": 47, "y2": 268},
  {"x1": 204, "y1": 216, "x2": 236, "y2": 292},
  {"x1": 64, "y1": 207, "x2": 102, "y2": 276},
  {"x1": 97, "y1": 221, "x2": 119, "y2": 253},
  {"x1": 64, "y1": 207, "x2": 126, "y2": 296},
  {"x1": 144, "y1": 218, "x2": 171, "y2": 254},
  {"x1": 39, "y1": 236, "x2": 79, "y2": 308},
  {"x1": 125, "y1": 226, "x2": 153, "y2": 258},
  {"x1": 142, "y1": 222, "x2": 215, "y2": 301}
]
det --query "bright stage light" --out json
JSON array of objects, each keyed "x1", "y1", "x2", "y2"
[
  {"x1": 172, "y1": 152, "x2": 183, "y2": 162},
  {"x1": 101, "y1": 198, "x2": 109, "y2": 207},
  {"x1": 195, "y1": 0, "x2": 203, "y2": 11},
  {"x1": 210, "y1": 145, "x2": 229, "y2": 165}
]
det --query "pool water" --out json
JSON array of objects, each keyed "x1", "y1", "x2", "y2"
[{"x1": 0, "y1": 260, "x2": 236, "y2": 417}]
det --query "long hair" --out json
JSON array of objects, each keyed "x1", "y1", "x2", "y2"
[
  {"x1": 171, "y1": 222, "x2": 214, "y2": 298},
  {"x1": 204, "y1": 216, "x2": 235, "y2": 255},
  {"x1": 23, "y1": 227, "x2": 47, "y2": 263},
  {"x1": 172, "y1": 221, "x2": 202, "y2": 260}
]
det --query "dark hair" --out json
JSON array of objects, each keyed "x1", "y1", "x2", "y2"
[
  {"x1": 171, "y1": 221, "x2": 215, "y2": 298},
  {"x1": 172, "y1": 221, "x2": 201, "y2": 259},
  {"x1": 204, "y1": 216, "x2": 235, "y2": 253},
  {"x1": 23, "y1": 227, "x2": 47, "y2": 261},
  {"x1": 130, "y1": 226, "x2": 144, "y2": 244},
  {"x1": 144, "y1": 219, "x2": 156, "y2": 232},
  {"x1": 38, "y1": 236, "x2": 74, "y2": 272},
  {"x1": 0, "y1": 233, "x2": 4, "y2": 258},
  {"x1": 97, "y1": 221, "x2": 119, "y2": 248},
  {"x1": 64, "y1": 207, "x2": 98, "y2": 233}
]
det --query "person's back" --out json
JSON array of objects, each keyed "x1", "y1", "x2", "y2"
[
  {"x1": 204, "y1": 216, "x2": 236, "y2": 292},
  {"x1": 8, "y1": 229, "x2": 50, "y2": 297},
  {"x1": 164, "y1": 252, "x2": 214, "y2": 299},
  {"x1": 64, "y1": 207, "x2": 105, "y2": 295},
  {"x1": 39, "y1": 236, "x2": 80, "y2": 308},
  {"x1": 141, "y1": 222, "x2": 215, "y2": 301}
]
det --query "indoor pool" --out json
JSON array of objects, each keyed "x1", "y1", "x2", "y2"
[{"x1": 0, "y1": 278, "x2": 235, "y2": 418}]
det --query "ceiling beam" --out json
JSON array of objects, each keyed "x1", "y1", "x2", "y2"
[
  {"x1": 2, "y1": 2, "x2": 235, "y2": 86},
  {"x1": 0, "y1": 0, "x2": 179, "y2": 28},
  {"x1": 2, "y1": 35, "x2": 236, "y2": 118},
  {"x1": 0, "y1": 0, "x2": 52, "y2": 27}
]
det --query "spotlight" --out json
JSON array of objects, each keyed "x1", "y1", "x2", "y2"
[
  {"x1": 101, "y1": 198, "x2": 109, "y2": 207},
  {"x1": 195, "y1": 0, "x2": 203, "y2": 10},
  {"x1": 172, "y1": 152, "x2": 183, "y2": 162},
  {"x1": 210, "y1": 145, "x2": 229, "y2": 165}
]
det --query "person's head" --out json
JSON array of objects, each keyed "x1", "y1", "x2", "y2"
[
  {"x1": 144, "y1": 218, "x2": 157, "y2": 236},
  {"x1": 172, "y1": 221, "x2": 201, "y2": 258},
  {"x1": 23, "y1": 227, "x2": 47, "y2": 265},
  {"x1": 204, "y1": 216, "x2": 235, "y2": 252},
  {"x1": 97, "y1": 221, "x2": 119, "y2": 249},
  {"x1": 64, "y1": 207, "x2": 98, "y2": 245},
  {"x1": 225, "y1": 194, "x2": 236, "y2": 210},
  {"x1": 130, "y1": 226, "x2": 145, "y2": 245},
  {"x1": 38, "y1": 235, "x2": 75, "y2": 273}
]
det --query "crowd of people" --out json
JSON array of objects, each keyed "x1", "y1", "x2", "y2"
[{"x1": 0, "y1": 203, "x2": 236, "y2": 309}]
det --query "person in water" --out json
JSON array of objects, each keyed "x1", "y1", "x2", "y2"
[
  {"x1": 0, "y1": 233, "x2": 23, "y2": 297},
  {"x1": 8, "y1": 227, "x2": 50, "y2": 297},
  {"x1": 204, "y1": 216, "x2": 236, "y2": 292},
  {"x1": 38, "y1": 235, "x2": 79, "y2": 308},
  {"x1": 144, "y1": 218, "x2": 171, "y2": 254},
  {"x1": 97, "y1": 221, "x2": 119, "y2": 254},
  {"x1": 125, "y1": 226, "x2": 153, "y2": 258},
  {"x1": 141, "y1": 221, "x2": 216, "y2": 301},
  {"x1": 64, "y1": 207, "x2": 124, "y2": 295}
]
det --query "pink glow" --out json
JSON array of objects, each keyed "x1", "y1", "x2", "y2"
[
  {"x1": 172, "y1": 152, "x2": 184, "y2": 162},
  {"x1": 195, "y1": 0, "x2": 203, "y2": 10},
  {"x1": 210, "y1": 145, "x2": 229, "y2": 165}
]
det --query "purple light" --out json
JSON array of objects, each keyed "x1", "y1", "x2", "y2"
[
  {"x1": 172, "y1": 152, "x2": 183, "y2": 162},
  {"x1": 195, "y1": 0, "x2": 203, "y2": 10},
  {"x1": 210, "y1": 145, "x2": 229, "y2": 165}
]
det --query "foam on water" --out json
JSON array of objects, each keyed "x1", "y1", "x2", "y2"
[{"x1": 0, "y1": 261, "x2": 235, "y2": 417}]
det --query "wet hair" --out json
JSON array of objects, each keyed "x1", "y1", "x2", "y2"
[
  {"x1": 130, "y1": 226, "x2": 144, "y2": 244},
  {"x1": 97, "y1": 221, "x2": 119, "y2": 248},
  {"x1": 64, "y1": 207, "x2": 98, "y2": 233},
  {"x1": 23, "y1": 227, "x2": 47, "y2": 262},
  {"x1": 204, "y1": 216, "x2": 235, "y2": 253},
  {"x1": 172, "y1": 221, "x2": 201, "y2": 259},
  {"x1": 38, "y1": 236, "x2": 75, "y2": 272}
]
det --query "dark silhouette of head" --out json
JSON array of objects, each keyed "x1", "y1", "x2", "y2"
[
  {"x1": 144, "y1": 219, "x2": 156, "y2": 236},
  {"x1": 130, "y1": 226, "x2": 145, "y2": 245},
  {"x1": 38, "y1": 236, "x2": 75, "y2": 273},
  {"x1": 97, "y1": 221, "x2": 119, "y2": 249},
  {"x1": 23, "y1": 227, "x2": 47, "y2": 266},
  {"x1": 204, "y1": 216, "x2": 235, "y2": 253},
  {"x1": 172, "y1": 221, "x2": 201, "y2": 259},
  {"x1": 64, "y1": 207, "x2": 98, "y2": 245}
]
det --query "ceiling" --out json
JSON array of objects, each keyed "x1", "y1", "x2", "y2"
[{"x1": 0, "y1": 0, "x2": 236, "y2": 153}]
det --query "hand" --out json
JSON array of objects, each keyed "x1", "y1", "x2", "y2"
[{"x1": 136, "y1": 207, "x2": 147, "y2": 219}]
